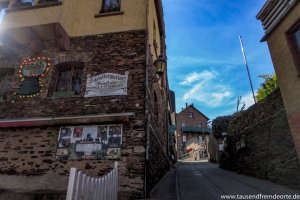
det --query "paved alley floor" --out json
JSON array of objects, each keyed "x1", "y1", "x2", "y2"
[{"x1": 150, "y1": 161, "x2": 300, "y2": 200}]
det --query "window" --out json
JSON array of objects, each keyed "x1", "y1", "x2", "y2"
[
  {"x1": 13, "y1": 0, "x2": 35, "y2": 7},
  {"x1": 54, "y1": 62, "x2": 83, "y2": 96},
  {"x1": 197, "y1": 123, "x2": 202, "y2": 128},
  {"x1": 101, "y1": 0, "x2": 120, "y2": 13},
  {"x1": 287, "y1": 20, "x2": 300, "y2": 75},
  {"x1": 0, "y1": 68, "x2": 14, "y2": 101},
  {"x1": 13, "y1": 0, "x2": 60, "y2": 9},
  {"x1": 38, "y1": 0, "x2": 60, "y2": 5},
  {"x1": 189, "y1": 112, "x2": 193, "y2": 119},
  {"x1": 181, "y1": 122, "x2": 185, "y2": 127}
]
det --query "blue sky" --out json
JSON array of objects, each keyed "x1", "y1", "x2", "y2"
[{"x1": 162, "y1": 0, "x2": 274, "y2": 120}]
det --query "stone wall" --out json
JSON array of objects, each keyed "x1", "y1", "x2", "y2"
[
  {"x1": 146, "y1": 129, "x2": 169, "y2": 197},
  {"x1": 0, "y1": 191, "x2": 65, "y2": 200},
  {"x1": 0, "y1": 29, "x2": 171, "y2": 199},
  {"x1": 0, "y1": 30, "x2": 148, "y2": 199},
  {"x1": 221, "y1": 89, "x2": 300, "y2": 188},
  {"x1": 0, "y1": 30, "x2": 146, "y2": 119},
  {"x1": 143, "y1": 46, "x2": 170, "y2": 197},
  {"x1": 207, "y1": 133, "x2": 219, "y2": 163}
]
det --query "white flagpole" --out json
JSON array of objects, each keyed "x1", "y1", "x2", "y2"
[{"x1": 239, "y1": 35, "x2": 257, "y2": 104}]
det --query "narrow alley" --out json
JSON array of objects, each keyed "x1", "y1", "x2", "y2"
[{"x1": 151, "y1": 161, "x2": 300, "y2": 200}]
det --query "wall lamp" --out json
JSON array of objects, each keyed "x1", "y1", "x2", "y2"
[{"x1": 154, "y1": 55, "x2": 166, "y2": 76}]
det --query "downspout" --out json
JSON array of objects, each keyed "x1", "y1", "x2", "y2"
[{"x1": 144, "y1": 0, "x2": 150, "y2": 198}]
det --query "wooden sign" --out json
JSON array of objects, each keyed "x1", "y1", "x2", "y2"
[
  {"x1": 17, "y1": 56, "x2": 51, "y2": 97},
  {"x1": 21, "y1": 57, "x2": 49, "y2": 77}
]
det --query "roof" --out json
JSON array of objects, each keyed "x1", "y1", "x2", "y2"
[
  {"x1": 178, "y1": 104, "x2": 209, "y2": 120},
  {"x1": 256, "y1": 0, "x2": 298, "y2": 41},
  {"x1": 0, "y1": 113, "x2": 135, "y2": 128},
  {"x1": 182, "y1": 126, "x2": 212, "y2": 134}
]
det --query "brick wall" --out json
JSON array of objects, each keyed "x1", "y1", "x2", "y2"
[
  {"x1": 176, "y1": 105, "x2": 209, "y2": 158},
  {"x1": 176, "y1": 105, "x2": 208, "y2": 129},
  {"x1": 221, "y1": 89, "x2": 300, "y2": 188}
]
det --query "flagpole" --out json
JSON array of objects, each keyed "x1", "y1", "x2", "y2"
[{"x1": 239, "y1": 35, "x2": 257, "y2": 104}]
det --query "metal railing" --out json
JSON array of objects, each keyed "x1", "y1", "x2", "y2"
[{"x1": 66, "y1": 162, "x2": 118, "y2": 200}]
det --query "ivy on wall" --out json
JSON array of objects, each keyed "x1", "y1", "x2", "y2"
[{"x1": 212, "y1": 115, "x2": 234, "y2": 138}]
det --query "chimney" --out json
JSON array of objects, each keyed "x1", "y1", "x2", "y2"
[
  {"x1": 182, "y1": 108, "x2": 183, "y2": 111},
  {"x1": 192, "y1": 103, "x2": 194, "y2": 106},
  {"x1": 185, "y1": 103, "x2": 188, "y2": 108}
]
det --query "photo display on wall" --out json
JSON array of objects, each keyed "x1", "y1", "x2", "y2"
[{"x1": 56, "y1": 125, "x2": 122, "y2": 160}]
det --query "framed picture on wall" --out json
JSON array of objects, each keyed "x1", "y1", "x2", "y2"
[{"x1": 56, "y1": 125, "x2": 123, "y2": 160}]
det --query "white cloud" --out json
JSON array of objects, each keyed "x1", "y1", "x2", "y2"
[
  {"x1": 181, "y1": 71, "x2": 233, "y2": 107},
  {"x1": 180, "y1": 71, "x2": 216, "y2": 86},
  {"x1": 240, "y1": 92, "x2": 256, "y2": 110}
]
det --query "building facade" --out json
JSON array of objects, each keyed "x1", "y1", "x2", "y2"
[
  {"x1": 257, "y1": 0, "x2": 300, "y2": 162},
  {"x1": 168, "y1": 90, "x2": 176, "y2": 163},
  {"x1": 0, "y1": 0, "x2": 173, "y2": 199},
  {"x1": 176, "y1": 104, "x2": 211, "y2": 161}
]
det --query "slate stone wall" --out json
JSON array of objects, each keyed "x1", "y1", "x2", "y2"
[
  {"x1": 0, "y1": 30, "x2": 149, "y2": 199},
  {"x1": 0, "y1": 30, "x2": 146, "y2": 119},
  {"x1": 143, "y1": 51, "x2": 170, "y2": 197},
  {"x1": 146, "y1": 129, "x2": 169, "y2": 196},
  {"x1": 0, "y1": 191, "x2": 65, "y2": 200},
  {"x1": 0, "y1": 29, "x2": 171, "y2": 199},
  {"x1": 222, "y1": 89, "x2": 300, "y2": 188}
]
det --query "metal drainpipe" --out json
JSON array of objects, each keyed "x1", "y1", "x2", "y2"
[{"x1": 144, "y1": 0, "x2": 150, "y2": 198}]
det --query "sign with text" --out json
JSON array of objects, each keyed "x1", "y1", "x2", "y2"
[
  {"x1": 17, "y1": 57, "x2": 51, "y2": 97},
  {"x1": 84, "y1": 72, "x2": 129, "y2": 97}
]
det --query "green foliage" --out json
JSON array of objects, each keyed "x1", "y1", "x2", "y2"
[
  {"x1": 256, "y1": 74, "x2": 279, "y2": 101},
  {"x1": 212, "y1": 115, "x2": 235, "y2": 138}
]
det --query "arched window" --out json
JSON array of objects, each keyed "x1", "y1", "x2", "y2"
[
  {"x1": 53, "y1": 62, "x2": 83, "y2": 97},
  {"x1": 0, "y1": 68, "x2": 15, "y2": 101}
]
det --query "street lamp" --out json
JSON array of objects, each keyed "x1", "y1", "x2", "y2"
[{"x1": 154, "y1": 55, "x2": 166, "y2": 76}]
